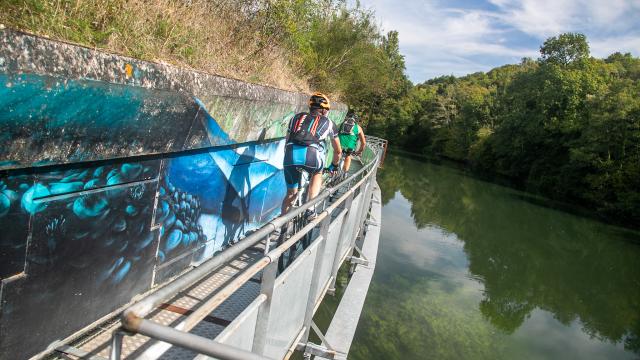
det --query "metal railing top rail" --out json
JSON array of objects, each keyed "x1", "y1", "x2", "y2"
[{"x1": 121, "y1": 139, "x2": 385, "y2": 327}]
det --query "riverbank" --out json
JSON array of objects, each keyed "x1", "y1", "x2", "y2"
[
  {"x1": 368, "y1": 40, "x2": 640, "y2": 230},
  {"x1": 386, "y1": 147, "x2": 640, "y2": 232}
]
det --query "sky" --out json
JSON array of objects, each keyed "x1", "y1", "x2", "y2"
[{"x1": 356, "y1": 0, "x2": 640, "y2": 83}]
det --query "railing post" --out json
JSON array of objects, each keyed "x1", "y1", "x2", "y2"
[
  {"x1": 109, "y1": 330, "x2": 124, "y2": 360},
  {"x1": 252, "y1": 260, "x2": 278, "y2": 356},
  {"x1": 300, "y1": 216, "x2": 331, "y2": 344},
  {"x1": 327, "y1": 192, "x2": 354, "y2": 293}
]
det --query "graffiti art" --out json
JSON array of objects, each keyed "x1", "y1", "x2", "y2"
[{"x1": 0, "y1": 33, "x2": 346, "y2": 358}]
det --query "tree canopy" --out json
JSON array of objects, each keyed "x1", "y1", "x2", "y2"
[
  {"x1": 540, "y1": 32, "x2": 590, "y2": 66},
  {"x1": 369, "y1": 33, "x2": 640, "y2": 228}
]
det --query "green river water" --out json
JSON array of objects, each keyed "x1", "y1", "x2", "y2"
[{"x1": 340, "y1": 154, "x2": 640, "y2": 360}]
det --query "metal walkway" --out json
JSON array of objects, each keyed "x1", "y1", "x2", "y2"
[
  {"x1": 46, "y1": 137, "x2": 388, "y2": 360},
  {"x1": 54, "y1": 247, "x2": 265, "y2": 360}
]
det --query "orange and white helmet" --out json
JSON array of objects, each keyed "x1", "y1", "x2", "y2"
[{"x1": 309, "y1": 92, "x2": 331, "y2": 110}]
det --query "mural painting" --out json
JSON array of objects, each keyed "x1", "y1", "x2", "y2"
[
  {"x1": 0, "y1": 72, "x2": 193, "y2": 357},
  {"x1": 0, "y1": 172, "x2": 35, "y2": 279},
  {"x1": 0, "y1": 160, "x2": 161, "y2": 357},
  {"x1": 154, "y1": 140, "x2": 286, "y2": 283},
  {"x1": 0, "y1": 31, "x2": 345, "y2": 359},
  {"x1": 0, "y1": 140, "x2": 290, "y2": 358},
  {"x1": 0, "y1": 74, "x2": 300, "y2": 358},
  {"x1": 0, "y1": 73, "x2": 231, "y2": 171}
]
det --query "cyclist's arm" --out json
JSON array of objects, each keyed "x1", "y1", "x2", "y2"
[
  {"x1": 357, "y1": 125, "x2": 366, "y2": 153},
  {"x1": 331, "y1": 137, "x2": 342, "y2": 166},
  {"x1": 328, "y1": 121, "x2": 342, "y2": 166}
]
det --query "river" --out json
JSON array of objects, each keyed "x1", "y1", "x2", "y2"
[{"x1": 345, "y1": 154, "x2": 640, "y2": 360}]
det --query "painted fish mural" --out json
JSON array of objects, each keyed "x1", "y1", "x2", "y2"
[
  {"x1": 0, "y1": 73, "x2": 291, "y2": 358},
  {"x1": 0, "y1": 27, "x2": 354, "y2": 359}
]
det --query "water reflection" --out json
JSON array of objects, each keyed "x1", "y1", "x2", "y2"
[{"x1": 351, "y1": 154, "x2": 640, "y2": 359}]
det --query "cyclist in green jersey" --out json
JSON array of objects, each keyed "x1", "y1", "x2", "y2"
[{"x1": 338, "y1": 113, "x2": 366, "y2": 173}]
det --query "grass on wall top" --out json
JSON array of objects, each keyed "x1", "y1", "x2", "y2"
[{"x1": 0, "y1": 0, "x2": 310, "y2": 92}]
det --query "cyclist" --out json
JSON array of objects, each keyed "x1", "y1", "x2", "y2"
[
  {"x1": 281, "y1": 92, "x2": 342, "y2": 219},
  {"x1": 338, "y1": 112, "x2": 366, "y2": 173}
]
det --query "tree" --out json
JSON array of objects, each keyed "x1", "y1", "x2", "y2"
[{"x1": 540, "y1": 32, "x2": 590, "y2": 66}]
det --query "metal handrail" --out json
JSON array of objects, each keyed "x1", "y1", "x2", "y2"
[
  {"x1": 122, "y1": 146, "x2": 379, "y2": 321},
  {"x1": 117, "y1": 136, "x2": 387, "y2": 359}
]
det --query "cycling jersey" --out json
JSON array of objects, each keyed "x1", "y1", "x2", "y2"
[
  {"x1": 284, "y1": 111, "x2": 338, "y2": 189},
  {"x1": 339, "y1": 123, "x2": 359, "y2": 150}
]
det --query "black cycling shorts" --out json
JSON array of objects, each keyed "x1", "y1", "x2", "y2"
[{"x1": 342, "y1": 148, "x2": 356, "y2": 156}]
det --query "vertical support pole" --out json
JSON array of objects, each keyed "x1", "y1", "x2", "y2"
[
  {"x1": 328, "y1": 192, "x2": 354, "y2": 293},
  {"x1": 252, "y1": 260, "x2": 278, "y2": 356},
  {"x1": 264, "y1": 232, "x2": 273, "y2": 255},
  {"x1": 300, "y1": 216, "x2": 330, "y2": 343},
  {"x1": 109, "y1": 330, "x2": 124, "y2": 360},
  {"x1": 380, "y1": 140, "x2": 388, "y2": 167}
]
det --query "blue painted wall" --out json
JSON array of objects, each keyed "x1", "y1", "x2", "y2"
[
  {"x1": 0, "y1": 73, "x2": 230, "y2": 170},
  {"x1": 0, "y1": 76, "x2": 289, "y2": 358},
  {"x1": 154, "y1": 141, "x2": 287, "y2": 283},
  {"x1": 0, "y1": 29, "x2": 351, "y2": 359}
]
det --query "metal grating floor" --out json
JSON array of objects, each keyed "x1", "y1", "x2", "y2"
[{"x1": 54, "y1": 245, "x2": 264, "y2": 360}]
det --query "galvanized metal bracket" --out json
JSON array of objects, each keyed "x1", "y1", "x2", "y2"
[
  {"x1": 346, "y1": 255, "x2": 369, "y2": 266},
  {"x1": 300, "y1": 342, "x2": 337, "y2": 359},
  {"x1": 347, "y1": 245, "x2": 369, "y2": 267},
  {"x1": 311, "y1": 320, "x2": 335, "y2": 351},
  {"x1": 296, "y1": 321, "x2": 340, "y2": 359},
  {"x1": 365, "y1": 218, "x2": 380, "y2": 227}
]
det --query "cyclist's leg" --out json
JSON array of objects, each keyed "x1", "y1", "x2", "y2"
[
  {"x1": 343, "y1": 154, "x2": 351, "y2": 173},
  {"x1": 342, "y1": 148, "x2": 354, "y2": 173},
  {"x1": 281, "y1": 165, "x2": 301, "y2": 214},
  {"x1": 303, "y1": 145, "x2": 324, "y2": 202},
  {"x1": 297, "y1": 169, "x2": 309, "y2": 205},
  {"x1": 307, "y1": 172, "x2": 323, "y2": 200}
]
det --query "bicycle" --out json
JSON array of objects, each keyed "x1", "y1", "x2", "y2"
[
  {"x1": 324, "y1": 149, "x2": 358, "y2": 195},
  {"x1": 276, "y1": 158, "x2": 347, "y2": 272},
  {"x1": 277, "y1": 168, "x2": 314, "y2": 272},
  {"x1": 340, "y1": 148, "x2": 362, "y2": 173}
]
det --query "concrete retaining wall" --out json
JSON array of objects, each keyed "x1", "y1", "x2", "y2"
[{"x1": 0, "y1": 29, "x2": 348, "y2": 359}]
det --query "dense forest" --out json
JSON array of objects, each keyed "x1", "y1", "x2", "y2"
[{"x1": 368, "y1": 34, "x2": 640, "y2": 228}]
